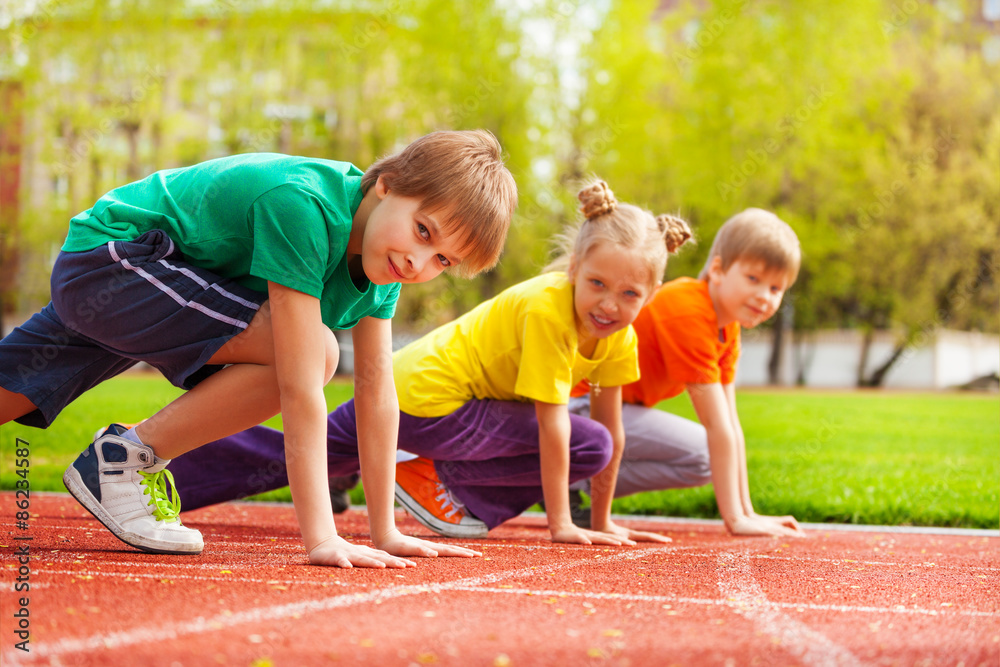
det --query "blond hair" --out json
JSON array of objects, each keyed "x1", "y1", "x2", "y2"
[
  {"x1": 362, "y1": 130, "x2": 517, "y2": 278},
  {"x1": 545, "y1": 180, "x2": 693, "y2": 286},
  {"x1": 697, "y1": 208, "x2": 800, "y2": 284}
]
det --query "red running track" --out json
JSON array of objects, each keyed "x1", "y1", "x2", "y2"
[{"x1": 1, "y1": 492, "x2": 997, "y2": 666}]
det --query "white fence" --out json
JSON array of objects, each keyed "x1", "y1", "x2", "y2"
[
  {"x1": 737, "y1": 328, "x2": 1000, "y2": 389},
  {"x1": 3, "y1": 316, "x2": 997, "y2": 390}
]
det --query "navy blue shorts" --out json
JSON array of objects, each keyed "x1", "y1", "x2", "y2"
[{"x1": 0, "y1": 229, "x2": 267, "y2": 428}]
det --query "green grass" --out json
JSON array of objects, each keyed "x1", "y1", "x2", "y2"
[
  {"x1": 610, "y1": 390, "x2": 999, "y2": 529},
  {"x1": 2, "y1": 375, "x2": 996, "y2": 529}
]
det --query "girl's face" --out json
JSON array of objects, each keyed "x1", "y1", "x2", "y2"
[
  {"x1": 707, "y1": 256, "x2": 792, "y2": 328},
  {"x1": 361, "y1": 176, "x2": 467, "y2": 285},
  {"x1": 569, "y1": 243, "x2": 656, "y2": 347}
]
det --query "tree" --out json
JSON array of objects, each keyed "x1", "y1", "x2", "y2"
[{"x1": 564, "y1": 0, "x2": 999, "y2": 385}]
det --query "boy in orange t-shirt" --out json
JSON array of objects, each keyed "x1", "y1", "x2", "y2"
[{"x1": 570, "y1": 208, "x2": 806, "y2": 537}]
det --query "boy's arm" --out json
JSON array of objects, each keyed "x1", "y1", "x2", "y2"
[
  {"x1": 588, "y1": 387, "x2": 669, "y2": 543},
  {"x1": 352, "y1": 316, "x2": 481, "y2": 559},
  {"x1": 723, "y1": 383, "x2": 804, "y2": 534},
  {"x1": 268, "y1": 282, "x2": 411, "y2": 568},
  {"x1": 535, "y1": 400, "x2": 630, "y2": 546},
  {"x1": 722, "y1": 383, "x2": 755, "y2": 516},
  {"x1": 688, "y1": 382, "x2": 802, "y2": 537}
]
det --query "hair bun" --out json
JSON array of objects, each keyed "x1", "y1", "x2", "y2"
[
  {"x1": 656, "y1": 214, "x2": 694, "y2": 253},
  {"x1": 578, "y1": 180, "x2": 617, "y2": 219}
]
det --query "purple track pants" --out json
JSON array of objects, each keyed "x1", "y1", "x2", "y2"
[{"x1": 169, "y1": 398, "x2": 613, "y2": 529}]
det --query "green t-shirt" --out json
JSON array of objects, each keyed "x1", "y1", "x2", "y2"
[{"x1": 62, "y1": 153, "x2": 400, "y2": 330}]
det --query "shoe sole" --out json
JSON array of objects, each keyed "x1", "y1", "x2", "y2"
[
  {"x1": 330, "y1": 491, "x2": 351, "y2": 515},
  {"x1": 394, "y1": 483, "x2": 488, "y2": 539},
  {"x1": 63, "y1": 465, "x2": 204, "y2": 555}
]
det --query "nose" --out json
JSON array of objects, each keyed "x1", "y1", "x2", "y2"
[
  {"x1": 405, "y1": 248, "x2": 438, "y2": 280},
  {"x1": 757, "y1": 287, "x2": 779, "y2": 310},
  {"x1": 601, "y1": 294, "x2": 619, "y2": 313}
]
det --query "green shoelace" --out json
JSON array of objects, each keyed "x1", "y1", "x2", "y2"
[{"x1": 138, "y1": 469, "x2": 183, "y2": 523}]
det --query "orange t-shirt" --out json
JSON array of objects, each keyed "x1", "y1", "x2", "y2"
[{"x1": 573, "y1": 277, "x2": 741, "y2": 406}]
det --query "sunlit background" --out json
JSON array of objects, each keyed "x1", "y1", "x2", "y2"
[{"x1": 1, "y1": 0, "x2": 997, "y2": 389}]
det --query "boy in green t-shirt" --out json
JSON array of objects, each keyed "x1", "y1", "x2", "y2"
[{"x1": 0, "y1": 130, "x2": 517, "y2": 568}]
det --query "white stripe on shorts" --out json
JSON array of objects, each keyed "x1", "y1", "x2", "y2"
[
  {"x1": 158, "y1": 259, "x2": 261, "y2": 311},
  {"x1": 108, "y1": 241, "x2": 254, "y2": 330}
]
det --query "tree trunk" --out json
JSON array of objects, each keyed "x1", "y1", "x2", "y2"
[
  {"x1": 856, "y1": 328, "x2": 873, "y2": 387},
  {"x1": 863, "y1": 341, "x2": 908, "y2": 387},
  {"x1": 860, "y1": 268, "x2": 965, "y2": 387},
  {"x1": 767, "y1": 305, "x2": 784, "y2": 385}
]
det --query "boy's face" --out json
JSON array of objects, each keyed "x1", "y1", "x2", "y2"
[
  {"x1": 361, "y1": 176, "x2": 466, "y2": 285},
  {"x1": 569, "y1": 243, "x2": 656, "y2": 345},
  {"x1": 708, "y1": 256, "x2": 792, "y2": 328}
]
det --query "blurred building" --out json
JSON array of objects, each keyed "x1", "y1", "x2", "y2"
[{"x1": 738, "y1": 328, "x2": 1000, "y2": 389}]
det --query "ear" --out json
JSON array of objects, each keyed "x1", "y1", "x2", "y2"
[
  {"x1": 566, "y1": 253, "x2": 579, "y2": 284},
  {"x1": 707, "y1": 255, "x2": 725, "y2": 284},
  {"x1": 374, "y1": 174, "x2": 391, "y2": 199}
]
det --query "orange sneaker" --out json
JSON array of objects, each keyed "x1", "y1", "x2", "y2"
[{"x1": 394, "y1": 457, "x2": 488, "y2": 538}]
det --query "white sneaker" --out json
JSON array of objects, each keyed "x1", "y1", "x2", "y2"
[{"x1": 63, "y1": 424, "x2": 204, "y2": 555}]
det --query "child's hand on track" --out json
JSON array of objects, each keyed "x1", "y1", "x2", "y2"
[
  {"x1": 550, "y1": 524, "x2": 636, "y2": 546},
  {"x1": 598, "y1": 521, "x2": 672, "y2": 544},
  {"x1": 374, "y1": 530, "x2": 482, "y2": 559},
  {"x1": 754, "y1": 513, "x2": 806, "y2": 536},
  {"x1": 307, "y1": 535, "x2": 417, "y2": 568},
  {"x1": 728, "y1": 515, "x2": 805, "y2": 538}
]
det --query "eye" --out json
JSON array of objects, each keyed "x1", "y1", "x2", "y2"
[
  {"x1": 437, "y1": 254, "x2": 451, "y2": 267},
  {"x1": 417, "y1": 223, "x2": 430, "y2": 240},
  {"x1": 747, "y1": 274, "x2": 759, "y2": 283},
  {"x1": 770, "y1": 286, "x2": 783, "y2": 294},
  {"x1": 624, "y1": 289, "x2": 640, "y2": 298},
  {"x1": 590, "y1": 278, "x2": 604, "y2": 288}
]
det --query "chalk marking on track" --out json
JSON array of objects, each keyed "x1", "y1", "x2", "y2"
[
  {"x1": 8, "y1": 544, "x2": 707, "y2": 592},
  {"x1": 2, "y1": 546, "x2": 674, "y2": 662},
  {"x1": 718, "y1": 550, "x2": 864, "y2": 667},
  {"x1": 456, "y1": 587, "x2": 998, "y2": 619},
  {"x1": 752, "y1": 553, "x2": 1000, "y2": 572},
  {"x1": 20, "y1": 543, "x2": 701, "y2": 574}
]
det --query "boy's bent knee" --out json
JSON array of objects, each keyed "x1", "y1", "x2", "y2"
[
  {"x1": 686, "y1": 454, "x2": 712, "y2": 487},
  {"x1": 0, "y1": 387, "x2": 38, "y2": 425}
]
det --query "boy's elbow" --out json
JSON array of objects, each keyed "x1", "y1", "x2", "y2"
[{"x1": 322, "y1": 328, "x2": 340, "y2": 384}]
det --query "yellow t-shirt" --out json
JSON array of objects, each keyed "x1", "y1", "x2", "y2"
[{"x1": 394, "y1": 272, "x2": 640, "y2": 418}]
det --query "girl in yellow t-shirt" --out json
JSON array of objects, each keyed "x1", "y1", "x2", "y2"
[
  {"x1": 168, "y1": 180, "x2": 692, "y2": 547},
  {"x1": 385, "y1": 180, "x2": 692, "y2": 545}
]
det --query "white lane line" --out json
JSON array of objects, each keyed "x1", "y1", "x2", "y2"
[
  {"x1": 2, "y1": 546, "x2": 673, "y2": 662},
  {"x1": 457, "y1": 587, "x2": 998, "y2": 619},
  {"x1": 718, "y1": 550, "x2": 865, "y2": 667},
  {"x1": 8, "y1": 571, "x2": 994, "y2": 620}
]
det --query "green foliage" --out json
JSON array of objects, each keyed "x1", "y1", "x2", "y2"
[
  {"x1": 6, "y1": 0, "x2": 997, "y2": 338},
  {"x1": 1, "y1": 375, "x2": 995, "y2": 529},
  {"x1": 568, "y1": 0, "x2": 999, "y2": 344},
  {"x1": 2, "y1": 0, "x2": 543, "y2": 326}
]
